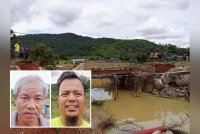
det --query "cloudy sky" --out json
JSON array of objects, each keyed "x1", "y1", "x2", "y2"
[{"x1": 11, "y1": 0, "x2": 189, "y2": 47}]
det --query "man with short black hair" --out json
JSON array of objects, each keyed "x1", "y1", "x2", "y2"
[{"x1": 51, "y1": 71, "x2": 89, "y2": 127}]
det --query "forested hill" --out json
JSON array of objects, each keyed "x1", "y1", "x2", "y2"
[
  {"x1": 16, "y1": 33, "x2": 189, "y2": 61},
  {"x1": 17, "y1": 33, "x2": 116, "y2": 57}
]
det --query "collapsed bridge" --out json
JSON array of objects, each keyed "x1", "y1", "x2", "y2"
[{"x1": 73, "y1": 61, "x2": 190, "y2": 101}]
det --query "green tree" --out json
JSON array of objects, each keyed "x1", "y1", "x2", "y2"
[
  {"x1": 167, "y1": 44, "x2": 177, "y2": 55},
  {"x1": 16, "y1": 33, "x2": 189, "y2": 62},
  {"x1": 30, "y1": 43, "x2": 57, "y2": 68},
  {"x1": 10, "y1": 29, "x2": 18, "y2": 58}
]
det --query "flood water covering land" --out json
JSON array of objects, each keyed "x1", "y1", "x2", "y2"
[
  {"x1": 92, "y1": 89, "x2": 189, "y2": 122},
  {"x1": 92, "y1": 78, "x2": 189, "y2": 122}
]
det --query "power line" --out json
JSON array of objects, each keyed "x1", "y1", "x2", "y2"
[{"x1": 14, "y1": 31, "x2": 26, "y2": 35}]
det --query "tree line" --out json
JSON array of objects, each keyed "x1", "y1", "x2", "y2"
[{"x1": 11, "y1": 30, "x2": 189, "y2": 68}]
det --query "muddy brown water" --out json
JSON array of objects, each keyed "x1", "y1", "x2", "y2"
[{"x1": 92, "y1": 78, "x2": 190, "y2": 122}]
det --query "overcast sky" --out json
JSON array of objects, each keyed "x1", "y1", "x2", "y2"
[{"x1": 11, "y1": 0, "x2": 189, "y2": 48}]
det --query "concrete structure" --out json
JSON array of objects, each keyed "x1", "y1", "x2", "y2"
[
  {"x1": 143, "y1": 62, "x2": 175, "y2": 73},
  {"x1": 71, "y1": 59, "x2": 86, "y2": 64},
  {"x1": 73, "y1": 62, "x2": 155, "y2": 74}
]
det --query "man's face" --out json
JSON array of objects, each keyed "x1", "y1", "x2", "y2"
[
  {"x1": 58, "y1": 78, "x2": 85, "y2": 119},
  {"x1": 14, "y1": 82, "x2": 44, "y2": 123}
]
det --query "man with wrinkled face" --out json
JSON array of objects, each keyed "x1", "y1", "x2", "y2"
[
  {"x1": 11, "y1": 75, "x2": 49, "y2": 126},
  {"x1": 51, "y1": 71, "x2": 90, "y2": 127}
]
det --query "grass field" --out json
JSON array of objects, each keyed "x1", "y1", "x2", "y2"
[{"x1": 58, "y1": 60, "x2": 73, "y2": 65}]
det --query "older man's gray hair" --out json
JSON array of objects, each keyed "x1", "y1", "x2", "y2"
[{"x1": 13, "y1": 75, "x2": 49, "y2": 97}]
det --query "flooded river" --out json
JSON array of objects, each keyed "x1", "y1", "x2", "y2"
[{"x1": 92, "y1": 78, "x2": 190, "y2": 123}]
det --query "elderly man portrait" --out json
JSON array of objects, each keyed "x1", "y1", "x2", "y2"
[
  {"x1": 11, "y1": 75, "x2": 49, "y2": 127},
  {"x1": 51, "y1": 71, "x2": 90, "y2": 127}
]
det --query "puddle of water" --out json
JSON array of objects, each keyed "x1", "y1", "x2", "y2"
[
  {"x1": 92, "y1": 79, "x2": 189, "y2": 123},
  {"x1": 91, "y1": 88, "x2": 112, "y2": 102}
]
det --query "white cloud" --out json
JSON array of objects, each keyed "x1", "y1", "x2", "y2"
[
  {"x1": 139, "y1": 0, "x2": 189, "y2": 10},
  {"x1": 11, "y1": 0, "x2": 36, "y2": 25},
  {"x1": 137, "y1": 17, "x2": 167, "y2": 36},
  {"x1": 11, "y1": 0, "x2": 189, "y2": 47},
  {"x1": 175, "y1": 0, "x2": 189, "y2": 10}
]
